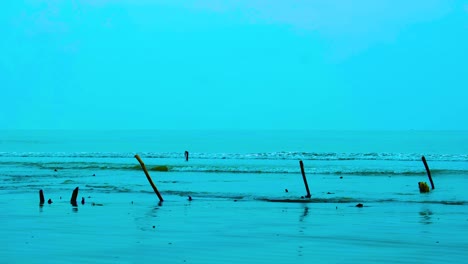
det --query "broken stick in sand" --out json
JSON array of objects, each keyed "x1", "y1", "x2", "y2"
[
  {"x1": 299, "y1": 160, "x2": 311, "y2": 198},
  {"x1": 71, "y1": 187, "x2": 79, "y2": 206},
  {"x1": 39, "y1": 189, "x2": 45, "y2": 205},
  {"x1": 135, "y1": 154, "x2": 164, "y2": 202}
]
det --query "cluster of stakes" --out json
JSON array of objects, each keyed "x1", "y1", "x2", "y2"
[
  {"x1": 39, "y1": 154, "x2": 436, "y2": 206},
  {"x1": 39, "y1": 187, "x2": 82, "y2": 206}
]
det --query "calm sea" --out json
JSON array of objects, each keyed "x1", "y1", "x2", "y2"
[
  {"x1": 1, "y1": 130, "x2": 467, "y2": 202},
  {"x1": 1, "y1": 130, "x2": 468, "y2": 263},
  {"x1": 1, "y1": 129, "x2": 467, "y2": 153}
]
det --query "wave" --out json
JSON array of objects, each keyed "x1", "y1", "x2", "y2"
[
  {"x1": 1, "y1": 160, "x2": 467, "y2": 176},
  {"x1": 0, "y1": 151, "x2": 467, "y2": 162}
]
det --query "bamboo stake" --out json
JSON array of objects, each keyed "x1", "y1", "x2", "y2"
[
  {"x1": 70, "y1": 187, "x2": 79, "y2": 206},
  {"x1": 422, "y1": 156, "x2": 435, "y2": 190},
  {"x1": 135, "y1": 154, "x2": 164, "y2": 202},
  {"x1": 39, "y1": 189, "x2": 45, "y2": 205},
  {"x1": 299, "y1": 160, "x2": 311, "y2": 198}
]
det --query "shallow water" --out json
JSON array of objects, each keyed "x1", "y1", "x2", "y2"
[
  {"x1": 1, "y1": 130, "x2": 467, "y2": 263},
  {"x1": 2, "y1": 192, "x2": 467, "y2": 263}
]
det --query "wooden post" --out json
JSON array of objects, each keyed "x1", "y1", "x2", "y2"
[
  {"x1": 135, "y1": 154, "x2": 164, "y2": 202},
  {"x1": 185, "y1": 151, "x2": 189, "y2": 161},
  {"x1": 39, "y1": 189, "x2": 45, "y2": 205},
  {"x1": 71, "y1": 187, "x2": 79, "y2": 206},
  {"x1": 299, "y1": 160, "x2": 311, "y2": 198},
  {"x1": 422, "y1": 156, "x2": 435, "y2": 190}
]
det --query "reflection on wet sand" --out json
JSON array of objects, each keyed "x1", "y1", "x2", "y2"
[
  {"x1": 419, "y1": 209, "x2": 433, "y2": 225},
  {"x1": 298, "y1": 206, "x2": 309, "y2": 257},
  {"x1": 299, "y1": 206, "x2": 309, "y2": 222}
]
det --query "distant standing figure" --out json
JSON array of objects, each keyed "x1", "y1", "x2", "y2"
[{"x1": 184, "y1": 151, "x2": 189, "y2": 161}]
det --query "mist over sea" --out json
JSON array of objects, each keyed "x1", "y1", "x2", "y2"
[{"x1": 1, "y1": 130, "x2": 467, "y2": 154}]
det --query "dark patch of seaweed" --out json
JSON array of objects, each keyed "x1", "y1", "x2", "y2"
[
  {"x1": 417, "y1": 200, "x2": 465, "y2": 206},
  {"x1": 140, "y1": 189, "x2": 246, "y2": 200},
  {"x1": 258, "y1": 197, "x2": 361, "y2": 204},
  {"x1": 257, "y1": 197, "x2": 466, "y2": 205},
  {"x1": 84, "y1": 184, "x2": 132, "y2": 193}
]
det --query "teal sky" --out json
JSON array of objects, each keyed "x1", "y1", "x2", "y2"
[{"x1": 1, "y1": 0, "x2": 467, "y2": 130}]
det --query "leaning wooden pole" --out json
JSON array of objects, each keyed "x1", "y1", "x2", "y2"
[
  {"x1": 299, "y1": 160, "x2": 311, "y2": 198},
  {"x1": 422, "y1": 156, "x2": 435, "y2": 190},
  {"x1": 135, "y1": 154, "x2": 164, "y2": 202}
]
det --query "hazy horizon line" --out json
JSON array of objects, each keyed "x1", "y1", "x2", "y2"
[{"x1": 0, "y1": 128, "x2": 466, "y2": 132}]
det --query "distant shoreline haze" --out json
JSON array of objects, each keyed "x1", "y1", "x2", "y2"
[{"x1": 0, "y1": 130, "x2": 466, "y2": 154}]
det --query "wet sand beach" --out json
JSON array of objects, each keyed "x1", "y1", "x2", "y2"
[
  {"x1": 1, "y1": 130, "x2": 467, "y2": 263},
  {"x1": 2, "y1": 172, "x2": 468, "y2": 264}
]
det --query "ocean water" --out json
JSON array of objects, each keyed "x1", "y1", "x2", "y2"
[
  {"x1": 1, "y1": 130, "x2": 467, "y2": 202},
  {"x1": 1, "y1": 130, "x2": 468, "y2": 263}
]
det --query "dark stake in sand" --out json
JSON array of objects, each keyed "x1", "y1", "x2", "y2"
[
  {"x1": 422, "y1": 156, "x2": 435, "y2": 190},
  {"x1": 135, "y1": 154, "x2": 164, "y2": 202},
  {"x1": 71, "y1": 187, "x2": 79, "y2": 206},
  {"x1": 185, "y1": 151, "x2": 189, "y2": 161},
  {"x1": 81, "y1": 197, "x2": 85, "y2": 205},
  {"x1": 299, "y1": 160, "x2": 311, "y2": 198},
  {"x1": 47, "y1": 199, "x2": 53, "y2": 204},
  {"x1": 39, "y1": 190, "x2": 45, "y2": 205}
]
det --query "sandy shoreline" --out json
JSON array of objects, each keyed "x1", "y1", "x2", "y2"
[{"x1": 2, "y1": 189, "x2": 467, "y2": 264}]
